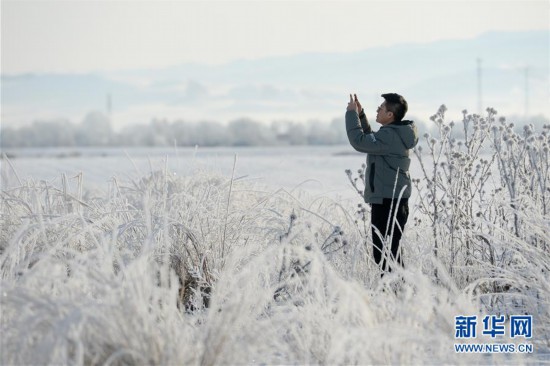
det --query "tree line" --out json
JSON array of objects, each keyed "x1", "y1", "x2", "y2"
[{"x1": 1, "y1": 111, "x2": 349, "y2": 148}]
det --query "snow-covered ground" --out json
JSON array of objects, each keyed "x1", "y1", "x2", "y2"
[{"x1": 2, "y1": 145, "x2": 385, "y2": 199}]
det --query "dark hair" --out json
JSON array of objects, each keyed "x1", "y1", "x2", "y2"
[{"x1": 381, "y1": 93, "x2": 408, "y2": 121}]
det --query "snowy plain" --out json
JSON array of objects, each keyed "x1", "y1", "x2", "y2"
[{"x1": 2, "y1": 145, "x2": 387, "y2": 200}]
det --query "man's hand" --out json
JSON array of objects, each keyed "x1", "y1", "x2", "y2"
[
  {"x1": 347, "y1": 94, "x2": 358, "y2": 113},
  {"x1": 354, "y1": 94, "x2": 363, "y2": 114}
]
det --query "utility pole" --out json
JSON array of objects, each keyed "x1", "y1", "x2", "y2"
[{"x1": 477, "y1": 58, "x2": 483, "y2": 115}]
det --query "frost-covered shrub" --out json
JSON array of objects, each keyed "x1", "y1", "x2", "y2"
[
  {"x1": 412, "y1": 107, "x2": 549, "y2": 346},
  {"x1": 410, "y1": 106, "x2": 500, "y2": 283},
  {"x1": 409, "y1": 106, "x2": 549, "y2": 280}
]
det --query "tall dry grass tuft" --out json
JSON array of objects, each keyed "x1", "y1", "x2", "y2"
[{"x1": 1, "y1": 166, "x2": 369, "y2": 364}]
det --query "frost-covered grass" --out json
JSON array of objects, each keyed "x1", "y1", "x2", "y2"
[{"x1": 1, "y1": 108, "x2": 549, "y2": 364}]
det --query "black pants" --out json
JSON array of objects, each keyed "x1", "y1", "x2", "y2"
[{"x1": 371, "y1": 198, "x2": 409, "y2": 274}]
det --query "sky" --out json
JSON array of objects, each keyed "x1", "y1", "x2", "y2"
[{"x1": 2, "y1": 0, "x2": 549, "y2": 75}]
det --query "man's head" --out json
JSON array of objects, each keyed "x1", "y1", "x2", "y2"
[{"x1": 376, "y1": 93, "x2": 408, "y2": 125}]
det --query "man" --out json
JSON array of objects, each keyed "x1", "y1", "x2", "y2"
[{"x1": 345, "y1": 93, "x2": 418, "y2": 274}]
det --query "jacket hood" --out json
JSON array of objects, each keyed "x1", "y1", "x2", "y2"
[{"x1": 388, "y1": 120, "x2": 418, "y2": 149}]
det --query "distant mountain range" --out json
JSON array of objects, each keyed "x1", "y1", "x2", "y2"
[{"x1": 2, "y1": 30, "x2": 548, "y2": 131}]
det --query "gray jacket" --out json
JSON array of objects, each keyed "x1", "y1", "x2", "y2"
[{"x1": 345, "y1": 110, "x2": 418, "y2": 204}]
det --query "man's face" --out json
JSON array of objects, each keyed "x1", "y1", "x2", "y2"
[{"x1": 376, "y1": 101, "x2": 394, "y2": 125}]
